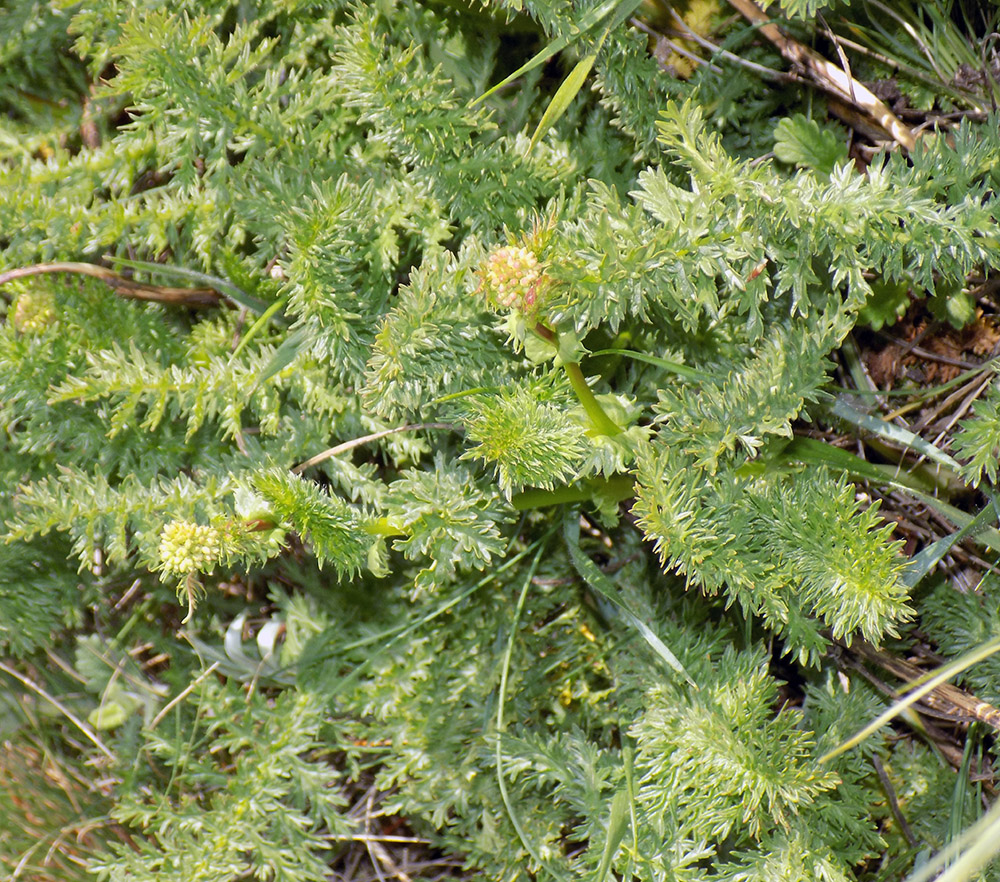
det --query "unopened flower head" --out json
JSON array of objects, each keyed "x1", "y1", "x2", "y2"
[
  {"x1": 480, "y1": 245, "x2": 549, "y2": 315},
  {"x1": 11, "y1": 288, "x2": 57, "y2": 334},
  {"x1": 159, "y1": 520, "x2": 221, "y2": 575}
]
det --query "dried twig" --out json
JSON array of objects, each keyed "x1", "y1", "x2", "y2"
[
  {"x1": 726, "y1": 0, "x2": 916, "y2": 149},
  {"x1": 0, "y1": 661, "x2": 115, "y2": 759},
  {"x1": 847, "y1": 640, "x2": 1000, "y2": 731},
  {"x1": 149, "y1": 662, "x2": 221, "y2": 730},
  {"x1": 0, "y1": 262, "x2": 223, "y2": 307},
  {"x1": 292, "y1": 423, "x2": 457, "y2": 473}
]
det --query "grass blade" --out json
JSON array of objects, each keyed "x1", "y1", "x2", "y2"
[
  {"x1": 778, "y1": 437, "x2": 1000, "y2": 555},
  {"x1": 905, "y1": 795, "x2": 1000, "y2": 882},
  {"x1": 564, "y1": 512, "x2": 696, "y2": 688},
  {"x1": 527, "y1": 52, "x2": 597, "y2": 152},
  {"x1": 831, "y1": 396, "x2": 962, "y2": 472},
  {"x1": 494, "y1": 543, "x2": 567, "y2": 879},
  {"x1": 595, "y1": 787, "x2": 630, "y2": 882},
  {"x1": 471, "y1": 0, "x2": 642, "y2": 106},
  {"x1": 902, "y1": 500, "x2": 1000, "y2": 587},
  {"x1": 229, "y1": 295, "x2": 287, "y2": 364},
  {"x1": 819, "y1": 635, "x2": 1000, "y2": 763},
  {"x1": 254, "y1": 326, "x2": 311, "y2": 389},
  {"x1": 776, "y1": 436, "x2": 926, "y2": 492}
]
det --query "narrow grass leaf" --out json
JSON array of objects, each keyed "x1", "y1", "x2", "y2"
[
  {"x1": 819, "y1": 635, "x2": 1000, "y2": 763},
  {"x1": 905, "y1": 796, "x2": 1000, "y2": 882},
  {"x1": 527, "y1": 0, "x2": 646, "y2": 151},
  {"x1": 255, "y1": 326, "x2": 311, "y2": 389},
  {"x1": 903, "y1": 501, "x2": 1000, "y2": 587},
  {"x1": 470, "y1": 0, "x2": 641, "y2": 106},
  {"x1": 779, "y1": 437, "x2": 1000, "y2": 554},
  {"x1": 831, "y1": 396, "x2": 962, "y2": 472},
  {"x1": 595, "y1": 788, "x2": 630, "y2": 882},
  {"x1": 777, "y1": 436, "x2": 927, "y2": 492},
  {"x1": 563, "y1": 512, "x2": 696, "y2": 688},
  {"x1": 905, "y1": 490, "x2": 1000, "y2": 555},
  {"x1": 495, "y1": 543, "x2": 571, "y2": 880},
  {"x1": 949, "y1": 724, "x2": 979, "y2": 845},
  {"x1": 528, "y1": 52, "x2": 597, "y2": 153},
  {"x1": 229, "y1": 295, "x2": 287, "y2": 364}
]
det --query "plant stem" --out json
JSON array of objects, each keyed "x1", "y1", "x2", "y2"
[
  {"x1": 534, "y1": 322, "x2": 622, "y2": 436},
  {"x1": 565, "y1": 361, "x2": 622, "y2": 436},
  {"x1": 511, "y1": 475, "x2": 635, "y2": 511}
]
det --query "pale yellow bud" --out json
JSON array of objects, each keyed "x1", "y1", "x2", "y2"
[
  {"x1": 158, "y1": 521, "x2": 221, "y2": 575},
  {"x1": 480, "y1": 246, "x2": 548, "y2": 314},
  {"x1": 11, "y1": 288, "x2": 57, "y2": 334}
]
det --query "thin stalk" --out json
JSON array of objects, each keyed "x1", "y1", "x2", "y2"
[
  {"x1": 494, "y1": 541, "x2": 570, "y2": 880},
  {"x1": 565, "y1": 361, "x2": 622, "y2": 436},
  {"x1": 534, "y1": 323, "x2": 622, "y2": 436}
]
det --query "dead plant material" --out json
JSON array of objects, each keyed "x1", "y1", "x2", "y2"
[
  {"x1": 725, "y1": 0, "x2": 916, "y2": 149},
  {"x1": 864, "y1": 313, "x2": 1000, "y2": 388},
  {"x1": 0, "y1": 262, "x2": 223, "y2": 308},
  {"x1": 846, "y1": 639, "x2": 1000, "y2": 732}
]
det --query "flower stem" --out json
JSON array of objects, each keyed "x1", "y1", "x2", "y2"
[
  {"x1": 564, "y1": 361, "x2": 622, "y2": 436},
  {"x1": 533, "y1": 322, "x2": 622, "y2": 436}
]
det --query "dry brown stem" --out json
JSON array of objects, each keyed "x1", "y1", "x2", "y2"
[
  {"x1": 726, "y1": 0, "x2": 916, "y2": 150},
  {"x1": 0, "y1": 262, "x2": 223, "y2": 307},
  {"x1": 847, "y1": 639, "x2": 1000, "y2": 731}
]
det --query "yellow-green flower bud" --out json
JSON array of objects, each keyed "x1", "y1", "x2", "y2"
[
  {"x1": 480, "y1": 246, "x2": 548, "y2": 315},
  {"x1": 11, "y1": 288, "x2": 57, "y2": 334},
  {"x1": 158, "y1": 521, "x2": 221, "y2": 575}
]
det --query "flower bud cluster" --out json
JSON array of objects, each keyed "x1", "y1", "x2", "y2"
[
  {"x1": 480, "y1": 246, "x2": 548, "y2": 315},
  {"x1": 158, "y1": 520, "x2": 221, "y2": 575},
  {"x1": 11, "y1": 288, "x2": 57, "y2": 334}
]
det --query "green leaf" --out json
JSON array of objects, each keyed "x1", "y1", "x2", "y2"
[
  {"x1": 595, "y1": 787, "x2": 630, "y2": 882},
  {"x1": 773, "y1": 114, "x2": 848, "y2": 174},
  {"x1": 229, "y1": 295, "x2": 287, "y2": 364},
  {"x1": 462, "y1": 385, "x2": 589, "y2": 496},
  {"x1": 902, "y1": 498, "x2": 1000, "y2": 588},
  {"x1": 254, "y1": 326, "x2": 312, "y2": 388},
  {"x1": 528, "y1": 52, "x2": 598, "y2": 153},
  {"x1": 252, "y1": 467, "x2": 371, "y2": 578}
]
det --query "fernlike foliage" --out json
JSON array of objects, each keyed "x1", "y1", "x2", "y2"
[{"x1": 1, "y1": 1, "x2": 998, "y2": 880}]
